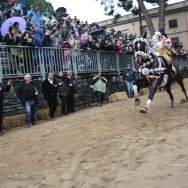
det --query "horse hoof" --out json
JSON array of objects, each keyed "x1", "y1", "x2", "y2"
[
  {"x1": 135, "y1": 98, "x2": 141, "y2": 106},
  {"x1": 180, "y1": 99, "x2": 188, "y2": 104},
  {"x1": 140, "y1": 107, "x2": 148, "y2": 114}
]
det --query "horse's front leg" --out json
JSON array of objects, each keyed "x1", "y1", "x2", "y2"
[
  {"x1": 133, "y1": 84, "x2": 141, "y2": 106},
  {"x1": 140, "y1": 80, "x2": 158, "y2": 113}
]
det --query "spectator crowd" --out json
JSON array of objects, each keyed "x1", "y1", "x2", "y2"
[
  {"x1": 172, "y1": 41, "x2": 188, "y2": 59},
  {"x1": 0, "y1": 0, "x2": 136, "y2": 54},
  {"x1": 0, "y1": 0, "x2": 187, "y2": 58}
]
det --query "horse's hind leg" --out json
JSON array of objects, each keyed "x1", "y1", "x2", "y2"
[
  {"x1": 165, "y1": 82, "x2": 174, "y2": 108},
  {"x1": 176, "y1": 73, "x2": 188, "y2": 99}
]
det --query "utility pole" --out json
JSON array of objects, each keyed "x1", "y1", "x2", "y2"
[{"x1": 138, "y1": 5, "x2": 143, "y2": 37}]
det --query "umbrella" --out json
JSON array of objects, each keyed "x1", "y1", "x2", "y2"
[
  {"x1": 0, "y1": 17, "x2": 26, "y2": 37},
  {"x1": 56, "y1": 7, "x2": 67, "y2": 14},
  {"x1": 89, "y1": 29, "x2": 104, "y2": 36}
]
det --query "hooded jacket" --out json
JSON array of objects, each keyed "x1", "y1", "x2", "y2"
[{"x1": 34, "y1": 28, "x2": 44, "y2": 47}]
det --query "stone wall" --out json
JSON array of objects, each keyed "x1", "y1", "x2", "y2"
[{"x1": 2, "y1": 72, "x2": 125, "y2": 129}]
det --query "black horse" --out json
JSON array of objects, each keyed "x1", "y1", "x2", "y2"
[{"x1": 133, "y1": 37, "x2": 188, "y2": 113}]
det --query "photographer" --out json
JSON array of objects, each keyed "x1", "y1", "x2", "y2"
[{"x1": 93, "y1": 73, "x2": 107, "y2": 106}]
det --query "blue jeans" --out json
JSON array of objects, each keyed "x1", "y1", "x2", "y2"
[
  {"x1": 25, "y1": 101, "x2": 36, "y2": 125},
  {"x1": 126, "y1": 81, "x2": 133, "y2": 98}
]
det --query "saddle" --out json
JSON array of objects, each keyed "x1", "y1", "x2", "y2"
[{"x1": 155, "y1": 48, "x2": 172, "y2": 66}]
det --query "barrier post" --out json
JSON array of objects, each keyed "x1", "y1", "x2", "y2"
[
  {"x1": 0, "y1": 55, "x2": 3, "y2": 82},
  {"x1": 116, "y1": 52, "x2": 120, "y2": 75},
  {"x1": 72, "y1": 49, "x2": 78, "y2": 79},
  {"x1": 39, "y1": 48, "x2": 46, "y2": 80},
  {"x1": 97, "y1": 51, "x2": 101, "y2": 73}
]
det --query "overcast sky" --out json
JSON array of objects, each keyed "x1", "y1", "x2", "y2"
[{"x1": 47, "y1": 0, "x2": 185, "y2": 23}]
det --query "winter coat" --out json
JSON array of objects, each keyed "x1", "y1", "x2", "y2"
[
  {"x1": 93, "y1": 76, "x2": 107, "y2": 93},
  {"x1": 16, "y1": 82, "x2": 39, "y2": 105},
  {"x1": 42, "y1": 79, "x2": 58, "y2": 100},
  {"x1": 50, "y1": 34, "x2": 62, "y2": 48},
  {"x1": 56, "y1": 76, "x2": 69, "y2": 97},
  {"x1": 65, "y1": 76, "x2": 76, "y2": 95},
  {"x1": 42, "y1": 35, "x2": 51, "y2": 47},
  {"x1": 34, "y1": 28, "x2": 44, "y2": 47},
  {"x1": 124, "y1": 69, "x2": 138, "y2": 82},
  {"x1": 0, "y1": 83, "x2": 11, "y2": 102},
  {"x1": 4, "y1": 33, "x2": 21, "y2": 45}
]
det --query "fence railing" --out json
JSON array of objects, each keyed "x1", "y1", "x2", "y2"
[{"x1": 0, "y1": 45, "x2": 188, "y2": 81}]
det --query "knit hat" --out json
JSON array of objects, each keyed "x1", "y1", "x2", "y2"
[{"x1": 159, "y1": 28, "x2": 165, "y2": 33}]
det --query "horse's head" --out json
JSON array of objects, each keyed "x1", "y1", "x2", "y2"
[{"x1": 133, "y1": 37, "x2": 148, "y2": 53}]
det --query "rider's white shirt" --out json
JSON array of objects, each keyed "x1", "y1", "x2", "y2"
[
  {"x1": 152, "y1": 34, "x2": 172, "y2": 50},
  {"x1": 152, "y1": 34, "x2": 159, "y2": 46}
]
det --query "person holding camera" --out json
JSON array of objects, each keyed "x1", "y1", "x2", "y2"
[{"x1": 93, "y1": 73, "x2": 107, "y2": 106}]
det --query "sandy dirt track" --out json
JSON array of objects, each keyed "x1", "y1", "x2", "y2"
[{"x1": 1, "y1": 85, "x2": 188, "y2": 188}]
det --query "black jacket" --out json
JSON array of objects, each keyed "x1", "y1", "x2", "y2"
[
  {"x1": 65, "y1": 76, "x2": 76, "y2": 95},
  {"x1": 56, "y1": 76, "x2": 69, "y2": 97},
  {"x1": 17, "y1": 82, "x2": 39, "y2": 105},
  {"x1": 42, "y1": 79, "x2": 58, "y2": 100},
  {"x1": 4, "y1": 33, "x2": 21, "y2": 45},
  {"x1": 0, "y1": 83, "x2": 11, "y2": 102},
  {"x1": 124, "y1": 69, "x2": 138, "y2": 82},
  {"x1": 42, "y1": 35, "x2": 51, "y2": 47}
]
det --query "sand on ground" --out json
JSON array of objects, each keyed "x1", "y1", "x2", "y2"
[{"x1": 1, "y1": 84, "x2": 188, "y2": 188}]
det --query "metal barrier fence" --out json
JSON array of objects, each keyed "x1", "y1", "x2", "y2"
[{"x1": 0, "y1": 45, "x2": 188, "y2": 81}]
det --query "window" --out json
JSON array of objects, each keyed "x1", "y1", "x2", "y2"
[
  {"x1": 122, "y1": 29, "x2": 130, "y2": 35},
  {"x1": 169, "y1": 19, "x2": 178, "y2": 28}
]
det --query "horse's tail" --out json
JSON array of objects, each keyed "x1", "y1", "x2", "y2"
[
  {"x1": 173, "y1": 64, "x2": 188, "y2": 99},
  {"x1": 173, "y1": 64, "x2": 183, "y2": 79}
]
